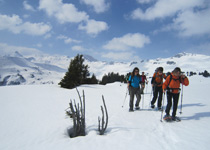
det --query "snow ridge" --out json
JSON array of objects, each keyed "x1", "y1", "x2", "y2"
[{"x1": 1, "y1": 52, "x2": 210, "y2": 86}]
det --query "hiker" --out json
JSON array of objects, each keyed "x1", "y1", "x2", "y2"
[
  {"x1": 162, "y1": 67, "x2": 189, "y2": 121},
  {"x1": 125, "y1": 72, "x2": 131, "y2": 83},
  {"x1": 127, "y1": 67, "x2": 144, "y2": 112},
  {"x1": 140, "y1": 72, "x2": 148, "y2": 94},
  {"x1": 151, "y1": 67, "x2": 166, "y2": 110}
]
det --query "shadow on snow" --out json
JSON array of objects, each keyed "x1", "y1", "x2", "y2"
[{"x1": 181, "y1": 112, "x2": 210, "y2": 121}]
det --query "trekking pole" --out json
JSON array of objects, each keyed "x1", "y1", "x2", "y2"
[
  {"x1": 179, "y1": 84, "x2": 184, "y2": 114},
  {"x1": 149, "y1": 86, "x2": 153, "y2": 108},
  {"x1": 146, "y1": 83, "x2": 148, "y2": 94},
  {"x1": 122, "y1": 87, "x2": 128, "y2": 108},
  {"x1": 160, "y1": 92, "x2": 165, "y2": 122},
  {"x1": 142, "y1": 93, "x2": 144, "y2": 109}
]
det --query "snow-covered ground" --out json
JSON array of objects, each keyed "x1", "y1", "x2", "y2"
[{"x1": 0, "y1": 75, "x2": 210, "y2": 150}]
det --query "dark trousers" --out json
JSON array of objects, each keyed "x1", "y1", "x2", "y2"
[
  {"x1": 129, "y1": 86, "x2": 141, "y2": 109},
  {"x1": 165, "y1": 92, "x2": 180, "y2": 117},
  {"x1": 151, "y1": 86, "x2": 163, "y2": 108}
]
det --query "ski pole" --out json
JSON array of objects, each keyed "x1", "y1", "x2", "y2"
[
  {"x1": 149, "y1": 86, "x2": 153, "y2": 108},
  {"x1": 122, "y1": 88, "x2": 128, "y2": 108},
  {"x1": 179, "y1": 84, "x2": 184, "y2": 114},
  {"x1": 160, "y1": 92, "x2": 165, "y2": 122},
  {"x1": 146, "y1": 82, "x2": 148, "y2": 94},
  {"x1": 142, "y1": 93, "x2": 144, "y2": 109}
]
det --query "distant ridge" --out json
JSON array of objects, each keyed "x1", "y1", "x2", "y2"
[{"x1": 1, "y1": 51, "x2": 210, "y2": 86}]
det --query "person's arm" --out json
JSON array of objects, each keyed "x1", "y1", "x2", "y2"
[
  {"x1": 151, "y1": 73, "x2": 155, "y2": 87},
  {"x1": 181, "y1": 75, "x2": 189, "y2": 86},
  {"x1": 162, "y1": 76, "x2": 170, "y2": 93},
  {"x1": 127, "y1": 75, "x2": 131, "y2": 88}
]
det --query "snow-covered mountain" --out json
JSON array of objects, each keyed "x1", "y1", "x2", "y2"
[
  {"x1": 0, "y1": 52, "x2": 67, "y2": 86},
  {"x1": 0, "y1": 51, "x2": 210, "y2": 86}
]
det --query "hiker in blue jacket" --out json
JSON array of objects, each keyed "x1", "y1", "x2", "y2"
[{"x1": 127, "y1": 67, "x2": 144, "y2": 112}]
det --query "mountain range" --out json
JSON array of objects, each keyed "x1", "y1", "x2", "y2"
[{"x1": 0, "y1": 51, "x2": 210, "y2": 86}]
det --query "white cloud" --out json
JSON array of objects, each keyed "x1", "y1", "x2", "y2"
[
  {"x1": 80, "y1": 0, "x2": 110, "y2": 13},
  {"x1": 152, "y1": 7, "x2": 210, "y2": 37},
  {"x1": 23, "y1": 14, "x2": 30, "y2": 18},
  {"x1": 0, "y1": 14, "x2": 22, "y2": 33},
  {"x1": 131, "y1": 0, "x2": 204, "y2": 20},
  {"x1": 172, "y1": 8, "x2": 210, "y2": 37},
  {"x1": 133, "y1": 0, "x2": 210, "y2": 37},
  {"x1": 21, "y1": 22, "x2": 52, "y2": 36},
  {"x1": 72, "y1": 45, "x2": 85, "y2": 52},
  {"x1": 57, "y1": 35, "x2": 81, "y2": 44},
  {"x1": 39, "y1": 0, "x2": 108, "y2": 36},
  {"x1": 136, "y1": 0, "x2": 153, "y2": 4},
  {"x1": 101, "y1": 52, "x2": 140, "y2": 61},
  {"x1": 103, "y1": 33, "x2": 150, "y2": 51},
  {"x1": 44, "y1": 33, "x2": 52, "y2": 39},
  {"x1": 78, "y1": 19, "x2": 108, "y2": 36},
  {"x1": 0, "y1": 14, "x2": 51, "y2": 36},
  {"x1": 39, "y1": 0, "x2": 89, "y2": 23},
  {"x1": 0, "y1": 43, "x2": 44, "y2": 56},
  {"x1": 23, "y1": 1, "x2": 36, "y2": 11},
  {"x1": 35, "y1": 43, "x2": 43, "y2": 48}
]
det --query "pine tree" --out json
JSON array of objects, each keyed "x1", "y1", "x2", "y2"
[
  {"x1": 90, "y1": 74, "x2": 98, "y2": 84},
  {"x1": 59, "y1": 54, "x2": 90, "y2": 89}
]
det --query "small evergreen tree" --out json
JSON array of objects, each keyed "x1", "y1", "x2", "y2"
[
  {"x1": 83, "y1": 74, "x2": 98, "y2": 84},
  {"x1": 203, "y1": 70, "x2": 210, "y2": 77},
  {"x1": 100, "y1": 72, "x2": 126, "y2": 85},
  {"x1": 90, "y1": 74, "x2": 98, "y2": 84},
  {"x1": 59, "y1": 54, "x2": 90, "y2": 89}
]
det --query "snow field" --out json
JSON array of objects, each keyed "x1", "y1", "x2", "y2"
[{"x1": 0, "y1": 76, "x2": 210, "y2": 150}]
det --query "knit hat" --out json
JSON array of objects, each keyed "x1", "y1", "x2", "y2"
[
  {"x1": 158, "y1": 67, "x2": 163, "y2": 72},
  {"x1": 173, "y1": 67, "x2": 181, "y2": 73}
]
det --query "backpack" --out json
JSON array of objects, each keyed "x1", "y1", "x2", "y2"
[
  {"x1": 166, "y1": 72, "x2": 182, "y2": 92},
  {"x1": 152, "y1": 72, "x2": 164, "y2": 85},
  {"x1": 125, "y1": 72, "x2": 131, "y2": 82}
]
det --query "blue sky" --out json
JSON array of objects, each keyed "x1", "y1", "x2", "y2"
[{"x1": 0, "y1": 0, "x2": 210, "y2": 62}]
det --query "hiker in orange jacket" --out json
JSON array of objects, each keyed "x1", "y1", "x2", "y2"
[
  {"x1": 162, "y1": 67, "x2": 189, "y2": 121},
  {"x1": 151, "y1": 67, "x2": 166, "y2": 110}
]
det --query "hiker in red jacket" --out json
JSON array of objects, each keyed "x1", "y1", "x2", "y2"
[{"x1": 140, "y1": 72, "x2": 148, "y2": 94}]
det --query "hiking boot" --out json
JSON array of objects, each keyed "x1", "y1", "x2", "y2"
[
  {"x1": 172, "y1": 116, "x2": 181, "y2": 122},
  {"x1": 164, "y1": 114, "x2": 170, "y2": 118},
  {"x1": 135, "y1": 106, "x2": 140, "y2": 110},
  {"x1": 163, "y1": 114, "x2": 172, "y2": 121},
  {"x1": 129, "y1": 108, "x2": 134, "y2": 112}
]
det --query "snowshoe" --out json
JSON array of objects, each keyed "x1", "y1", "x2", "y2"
[
  {"x1": 151, "y1": 104, "x2": 155, "y2": 109},
  {"x1": 135, "y1": 106, "x2": 140, "y2": 110},
  {"x1": 158, "y1": 107, "x2": 163, "y2": 111},
  {"x1": 163, "y1": 115, "x2": 172, "y2": 122},
  {"x1": 172, "y1": 116, "x2": 181, "y2": 122},
  {"x1": 129, "y1": 108, "x2": 134, "y2": 112}
]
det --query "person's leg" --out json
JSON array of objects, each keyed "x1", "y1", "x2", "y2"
[
  {"x1": 157, "y1": 87, "x2": 163, "y2": 108},
  {"x1": 129, "y1": 87, "x2": 135, "y2": 111},
  {"x1": 165, "y1": 92, "x2": 172, "y2": 115},
  {"x1": 172, "y1": 93, "x2": 180, "y2": 117},
  {"x1": 151, "y1": 86, "x2": 158, "y2": 107},
  {"x1": 135, "y1": 87, "x2": 141, "y2": 108}
]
